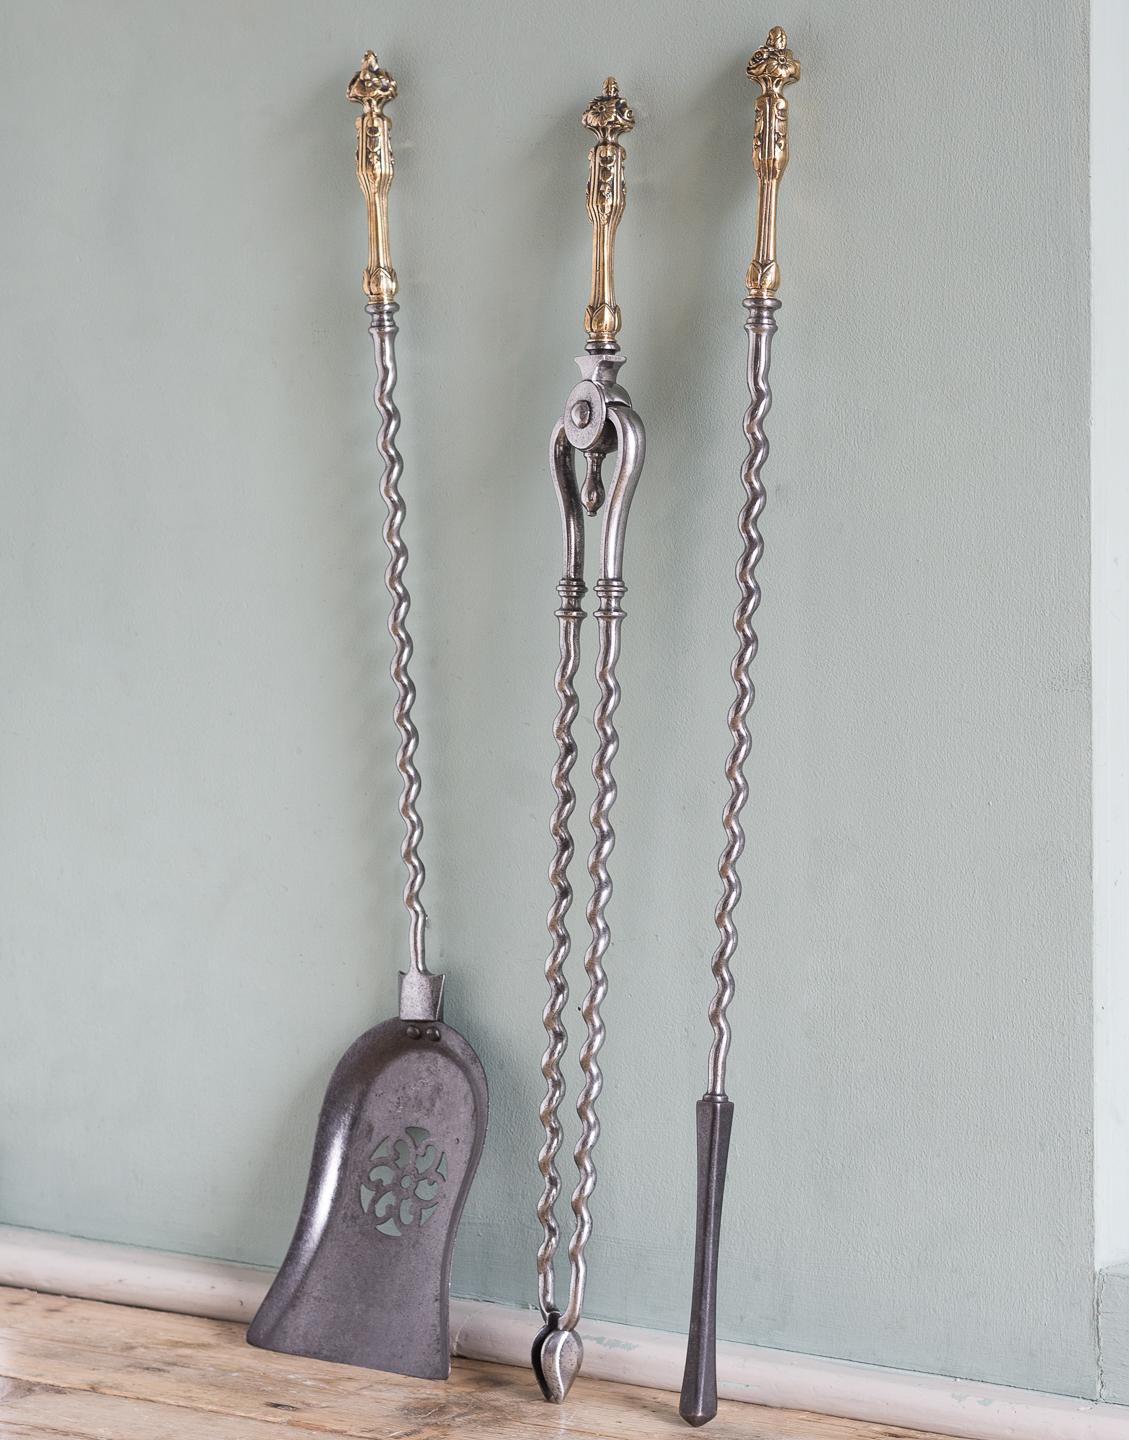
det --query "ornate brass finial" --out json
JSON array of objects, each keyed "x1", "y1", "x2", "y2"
[
  {"x1": 348, "y1": 51, "x2": 398, "y2": 303},
  {"x1": 582, "y1": 77, "x2": 635, "y2": 145},
  {"x1": 581, "y1": 78, "x2": 635, "y2": 344},
  {"x1": 745, "y1": 28, "x2": 799, "y2": 298}
]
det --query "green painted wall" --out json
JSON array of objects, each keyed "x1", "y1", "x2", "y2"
[{"x1": 0, "y1": 0, "x2": 1097, "y2": 1399}]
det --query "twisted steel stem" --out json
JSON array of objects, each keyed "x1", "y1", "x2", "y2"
[
  {"x1": 705, "y1": 296, "x2": 778, "y2": 1098},
  {"x1": 561, "y1": 585, "x2": 624, "y2": 1331},
  {"x1": 368, "y1": 300, "x2": 427, "y2": 976},
  {"x1": 537, "y1": 578, "x2": 585, "y2": 1317}
]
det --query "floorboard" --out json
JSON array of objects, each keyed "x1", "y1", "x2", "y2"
[{"x1": 0, "y1": 1287, "x2": 962, "y2": 1439}]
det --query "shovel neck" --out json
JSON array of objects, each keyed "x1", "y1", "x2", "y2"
[{"x1": 398, "y1": 966, "x2": 445, "y2": 1023}]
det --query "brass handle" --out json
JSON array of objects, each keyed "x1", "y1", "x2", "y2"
[
  {"x1": 348, "y1": 51, "x2": 398, "y2": 304},
  {"x1": 581, "y1": 78, "x2": 635, "y2": 344},
  {"x1": 746, "y1": 28, "x2": 800, "y2": 299}
]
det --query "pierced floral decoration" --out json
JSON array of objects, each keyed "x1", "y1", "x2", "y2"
[{"x1": 359, "y1": 1127, "x2": 447, "y2": 1238}]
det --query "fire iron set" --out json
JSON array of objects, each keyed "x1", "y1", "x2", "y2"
[{"x1": 247, "y1": 31, "x2": 801, "y2": 1432}]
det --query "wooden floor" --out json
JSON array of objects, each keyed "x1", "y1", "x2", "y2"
[{"x1": 0, "y1": 1286, "x2": 963, "y2": 1439}]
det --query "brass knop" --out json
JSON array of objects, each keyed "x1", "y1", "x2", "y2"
[
  {"x1": 746, "y1": 28, "x2": 799, "y2": 298},
  {"x1": 348, "y1": 51, "x2": 398, "y2": 303},
  {"x1": 581, "y1": 78, "x2": 635, "y2": 344}
]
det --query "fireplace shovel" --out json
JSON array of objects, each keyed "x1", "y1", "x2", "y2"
[{"x1": 247, "y1": 52, "x2": 488, "y2": 1382}]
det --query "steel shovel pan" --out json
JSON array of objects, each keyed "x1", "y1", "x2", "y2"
[{"x1": 247, "y1": 1018, "x2": 487, "y2": 1377}]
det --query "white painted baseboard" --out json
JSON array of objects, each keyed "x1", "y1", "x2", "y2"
[
  {"x1": 1100, "y1": 1264, "x2": 1129, "y2": 1405},
  {"x1": 0, "y1": 1224, "x2": 1123, "y2": 1440}
]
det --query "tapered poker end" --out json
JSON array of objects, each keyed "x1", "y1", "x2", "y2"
[{"x1": 679, "y1": 1097, "x2": 734, "y2": 1427}]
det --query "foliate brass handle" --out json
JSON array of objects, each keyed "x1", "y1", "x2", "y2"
[
  {"x1": 746, "y1": 27, "x2": 799, "y2": 299},
  {"x1": 348, "y1": 51, "x2": 398, "y2": 304},
  {"x1": 581, "y1": 79, "x2": 635, "y2": 344}
]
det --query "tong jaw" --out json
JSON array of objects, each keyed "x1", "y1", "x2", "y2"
[{"x1": 531, "y1": 1311, "x2": 584, "y2": 1403}]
